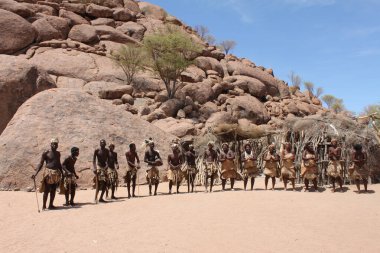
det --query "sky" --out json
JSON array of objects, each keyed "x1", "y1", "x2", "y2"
[{"x1": 147, "y1": 0, "x2": 380, "y2": 114}]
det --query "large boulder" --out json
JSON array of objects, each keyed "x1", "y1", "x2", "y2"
[
  {"x1": 113, "y1": 7, "x2": 134, "y2": 22},
  {"x1": 195, "y1": 57, "x2": 224, "y2": 77},
  {"x1": 116, "y1": 22, "x2": 146, "y2": 41},
  {"x1": 153, "y1": 118, "x2": 196, "y2": 138},
  {"x1": 225, "y1": 95, "x2": 271, "y2": 124},
  {"x1": 56, "y1": 76, "x2": 86, "y2": 89},
  {"x1": 132, "y1": 75, "x2": 165, "y2": 92},
  {"x1": 0, "y1": 9, "x2": 36, "y2": 54},
  {"x1": 85, "y1": 3, "x2": 113, "y2": 18},
  {"x1": 181, "y1": 80, "x2": 214, "y2": 105},
  {"x1": 0, "y1": 55, "x2": 56, "y2": 133},
  {"x1": 205, "y1": 111, "x2": 238, "y2": 128},
  {"x1": 59, "y1": 9, "x2": 90, "y2": 26},
  {"x1": 29, "y1": 48, "x2": 125, "y2": 82},
  {"x1": 68, "y1": 24, "x2": 99, "y2": 44},
  {"x1": 181, "y1": 65, "x2": 206, "y2": 83},
  {"x1": 138, "y1": 2, "x2": 167, "y2": 20},
  {"x1": 227, "y1": 61, "x2": 290, "y2": 98},
  {"x1": 160, "y1": 99, "x2": 184, "y2": 117},
  {"x1": 0, "y1": 0, "x2": 34, "y2": 18},
  {"x1": 199, "y1": 102, "x2": 219, "y2": 121},
  {"x1": 83, "y1": 81, "x2": 132, "y2": 99},
  {"x1": 61, "y1": 2, "x2": 86, "y2": 15},
  {"x1": 20, "y1": 3, "x2": 55, "y2": 16},
  {"x1": 124, "y1": 0, "x2": 141, "y2": 13},
  {"x1": 32, "y1": 16, "x2": 70, "y2": 42},
  {"x1": 224, "y1": 75, "x2": 269, "y2": 99},
  {"x1": 0, "y1": 89, "x2": 176, "y2": 189},
  {"x1": 94, "y1": 25, "x2": 139, "y2": 44}
]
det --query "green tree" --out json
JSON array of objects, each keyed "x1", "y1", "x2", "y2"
[
  {"x1": 322, "y1": 94, "x2": 346, "y2": 113},
  {"x1": 289, "y1": 71, "x2": 301, "y2": 89},
  {"x1": 321, "y1": 94, "x2": 336, "y2": 108},
  {"x1": 315, "y1": 87, "x2": 324, "y2": 98},
  {"x1": 110, "y1": 44, "x2": 146, "y2": 85},
  {"x1": 144, "y1": 25, "x2": 202, "y2": 98}
]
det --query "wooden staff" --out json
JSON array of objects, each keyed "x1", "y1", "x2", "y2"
[{"x1": 33, "y1": 178, "x2": 40, "y2": 213}]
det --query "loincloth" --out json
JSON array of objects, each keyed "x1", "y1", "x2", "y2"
[
  {"x1": 221, "y1": 160, "x2": 237, "y2": 179},
  {"x1": 301, "y1": 162, "x2": 318, "y2": 180},
  {"x1": 349, "y1": 164, "x2": 369, "y2": 181},
  {"x1": 64, "y1": 174, "x2": 77, "y2": 190},
  {"x1": 124, "y1": 167, "x2": 137, "y2": 182},
  {"x1": 146, "y1": 166, "x2": 160, "y2": 184},
  {"x1": 182, "y1": 165, "x2": 197, "y2": 180},
  {"x1": 96, "y1": 166, "x2": 108, "y2": 182},
  {"x1": 281, "y1": 160, "x2": 296, "y2": 179},
  {"x1": 204, "y1": 163, "x2": 218, "y2": 179},
  {"x1": 39, "y1": 168, "x2": 61, "y2": 193},
  {"x1": 107, "y1": 168, "x2": 118, "y2": 186},
  {"x1": 167, "y1": 168, "x2": 184, "y2": 182},
  {"x1": 263, "y1": 161, "x2": 278, "y2": 178},
  {"x1": 243, "y1": 160, "x2": 259, "y2": 179},
  {"x1": 327, "y1": 160, "x2": 342, "y2": 178}
]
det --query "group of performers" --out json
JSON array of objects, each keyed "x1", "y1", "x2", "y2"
[{"x1": 31, "y1": 137, "x2": 370, "y2": 210}]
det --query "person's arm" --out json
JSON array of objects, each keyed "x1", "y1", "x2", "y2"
[
  {"x1": 62, "y1": 158, "x2": 70, "y2": 175},
  {"x1": 32, "y1": 152, "x2": 46, "y2": 179},
  {"x1": 302, "y1": 150, "x2": 307, "y2": 161},
  {"x1": 136, "y1": 153, "x2": 140, "y2": 164},
  {"x1": 363, "y1": 152, "x2": 368, "y2": 163},
  {"x1": 115, "y1": 153, "x2": 119, "y2": 170},
  {"x1": 144, "y1": 151, "x2": 150, "y2": 165},
  {"x1": 93, "y1": 150, "x2": 97, "y2": 173},
  {"x1": 263, "y1": 151, "x2": 270, "y2": 161}
]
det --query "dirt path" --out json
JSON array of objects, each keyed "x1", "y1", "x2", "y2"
[{"x1": 0, "y1": 178, "x2": 379, "y2": 253}]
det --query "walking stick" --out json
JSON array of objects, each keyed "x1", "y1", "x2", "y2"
[
  {"x1": 137, "y1": 169, "x2": 140, "y2": 197},
  {"x1": 33, "y1": 178, "x2": 40, "y2": 213},
  {"x1": 94, "y1": 171, "x2": 99, "y2": 204}
]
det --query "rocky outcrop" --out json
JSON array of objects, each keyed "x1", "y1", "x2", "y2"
[
  {"x1": 0, "y1": 89, "x2": 176, "y2": 189},
  {"x1": 0, "y1": 9, "x2": 36, "y2": 54},
  {"x1": 0, "y1": 55, "x2": 56, "y2": 133}
]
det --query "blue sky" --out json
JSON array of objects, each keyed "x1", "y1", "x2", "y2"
[{"x1": 147, "y1": 0, "x2": 380, "y2": 114}]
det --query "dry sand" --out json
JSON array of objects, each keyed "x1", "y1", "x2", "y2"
[{"x1": 0, "y1": 178, "x2": 379, "y2": 253}]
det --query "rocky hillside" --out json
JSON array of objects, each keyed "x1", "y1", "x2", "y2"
[{"x1": 0, "y1": 0, "x2": 332, "y2": 189}]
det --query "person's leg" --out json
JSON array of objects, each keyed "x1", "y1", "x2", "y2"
[
  {"x1": 154, "y1": 182, "x2": 158, "y2": 195},
  {"x1": 231, "y1": 178, "x2": 235, "y2": 189},
  {"x1": 363, "y1": 179, "x2": 368, "y2": 192},
  {"x1": 243, "y1": 178, "x2": 248, "y2": 191},
  {"x1": 190, "y1": 174, "x2": 195, "y2": 192},
  {"x1": 331, "y1": 177, "x2": 336, "y2": 192},
  {"x1": 304, "y1": 179, "x2": 309, "y2": 191},
  {"x1": 251, "y1": 178, "x2": 255, "y2": 190},
  {"x1": 313, "y1": 178, "x2": 318, "y2": 191},
  {"x1": 210, "y1": 177, "x2": 214, "y2": 192},
  {"x1": 48, "y1": 184, "x2": 57, "y2": 209},
  {"x1": 355, "y1": 179, "x2": 361, "y2": 193},
  {"x1": 64, "y1": 186, "x2": 70, "y2": 206},
  {"x1": 149, "y1": 182, "x2": 152, "y2": 196},
  {"x1": 132, "y1": 175, "x2": 136, "y2": 197},
  {"x1": 99, "y1": 182, "x2": 107, "y2": 202},
  {"x1": 42, "y1": 182, "x2": 50, "y2": 210},
  {"x1": 283, "y1": 177, "x2": 288, "y2": 191},
  {"x1": 265, "y1": 176, "x2": 269, "y2": 190},
  {"x1": 169, "y1": 180, "x2": 173, "y2": 194},
  {"x1": 127, "y1": 176, "x2": 131, "y2": 198},
  {"x1": 337, "y1": 177, "x2": 343, "y2": 192},
  {"x1": 291, "y1": 179, "x2": 295, "y2": 191},
  {"x1": 271, "y1": 177, "x2": 276, "y2": 190},
  {"x1": 221, "y1": 179, "x2": 226, "y2": 191},
  {"x1": 111, "y1": 184, "x2": 116, "y2": 199},
  {"x1": 70, "y1": 184, "x2": 76, "y2": 205}
]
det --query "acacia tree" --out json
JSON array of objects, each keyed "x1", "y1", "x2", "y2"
[
  {"x1": 144, "y1": 25, "x2": 202, "y2": 98},
  {"x1": 363, "y1": 104, "x2": 380, "y2": 126},
  {"x1": 303, "y1": 81, "x2": 315, "y2": 95},
  {"x1": 322, "y1": 94, "x2": 345, "y2": 113},
  {"x1": 110, "y1": 44, "x2": 146, "y2": 85},
  {"x1": 219, "y1": 40, "x2": 236, "y2": 54}
]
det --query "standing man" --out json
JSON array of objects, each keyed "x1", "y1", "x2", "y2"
[
  {"x1": 93, "y1": 139, "x2": 109, "y2": 203},
  {"x1": 31, "y1": 138, "x2": 63, "y2": 210},
  {"x1": 219, "y1": 143, "x2": 237, "y2": 191},
  {"x1": 184, "y1": 144, "x2": 198, "y2": 193},
  {"x1": 125, "y1": 143, "x2": 140, "y2": 198},
  {"x1": 327, "y1": 139, "x2": 343, "y2": 192},
  {"x1": 302, "y1": 142, "x2": 319, "y2": 192},
  {"x1": 241, "y1": 143, "x2": 259, "y2": 191},
  {"x1": 349, "y1": 144, "x2": 369, "y2": 193},
  {"x1": 203, "y1": 141, "x2": 218, "y2": 193},
  {"x1": 107, "y1": 144, "x2": 119, "y2": 199},
  {"x1": 62, "y1": 147, "x2": 80, "y2": 206},
  {"x1": 263, "y1": 144, "x2": 280, "y2": 190},
  {"x1": 144, "y1": 141, "x2": 162, "y2": 196},
  {"x1": 167, "y1": 144, "x2": 184, "y2": 194}
]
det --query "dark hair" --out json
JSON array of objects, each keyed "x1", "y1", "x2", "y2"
[
  {"x1": 129, "y1": 143, "x2": 135, "y2": 148},
  {"x1": 71, "y1": 147, "x2": 79, "y2": 153},
  {"x1": 353, "y1": 144, "x2": 362, "y2": 151}
]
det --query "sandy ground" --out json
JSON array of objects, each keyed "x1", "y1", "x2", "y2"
[{"x1": 0, "y1": 178, "x2": 379, "y2": 253}]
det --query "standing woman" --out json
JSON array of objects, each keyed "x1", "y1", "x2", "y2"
[
  {"x1": 263, "y1": 144, "x2": 280, "y2": 191},
  {"x1": 241, "y1": 143, "x2": 259, "y2": 191},
  {"x1": 301, "y1": 142, "x2": 319, "y2": 192},
  {"x1": 349, "y1": 144, "x2": 369, "y2": 193},
  {"x1": 280, "y1": 142, "x2": 296, "y2": 191}
]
